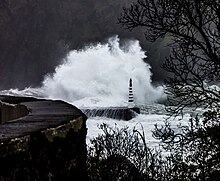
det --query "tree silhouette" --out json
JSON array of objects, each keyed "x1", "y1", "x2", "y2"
[
  {"x1": 118, "y1": 1, "x2": 220, "y2": 180},
  {"x1": 119, "y1": 0, "x2": 220, "y2": 115}
]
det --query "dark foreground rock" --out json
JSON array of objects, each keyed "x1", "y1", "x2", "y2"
[{"x1": 0, "y1": 95, "x2": 87, "y2": 181}]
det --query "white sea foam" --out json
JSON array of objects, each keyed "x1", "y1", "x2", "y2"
[
  {"x1": 41, "y1": 36, "x2": 165, "y2": 108},
  {"x1": 0, "y1": 36, "x2": 165, "y2": 108},
  {"x1": 86, "y1": 111, "x2": 191, "y2": 148}
]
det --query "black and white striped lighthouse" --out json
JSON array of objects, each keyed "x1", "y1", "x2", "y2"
[{"x1": 128, "y1": 78, "x2": 135, "y2": 108}]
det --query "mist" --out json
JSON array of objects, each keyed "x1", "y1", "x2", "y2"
[{"x1": 0, "y1": 0, "x2": 169, "y2": 90}]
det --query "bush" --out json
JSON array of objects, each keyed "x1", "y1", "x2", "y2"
[
  {"x1": 87, "y1": 111, "x2": 220, "y2": 181},
  {"x1": 87, "y1": 123, "x2": 164, "y2": 181}
]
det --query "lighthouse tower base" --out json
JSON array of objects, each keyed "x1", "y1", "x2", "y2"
[{"x1": 128, "y1": 102, "x2": 135, "y2": 109}]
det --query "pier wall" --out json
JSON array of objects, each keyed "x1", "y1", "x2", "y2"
[
  {"x1": 0, "y1": 95, "x2": 87, "y2": 180},
  {"x1": 83, "y1": 107, "x2": 140, "y2": 120}
]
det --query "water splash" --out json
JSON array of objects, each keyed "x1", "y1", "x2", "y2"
[
  {"x1": 42, "y1": 36, "x2": 164, "y2": 107},
  {"x1": 0, "y1": 36, "x2": 165, "y2": 108}
]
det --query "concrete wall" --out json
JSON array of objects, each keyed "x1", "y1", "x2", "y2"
[
  {"x1": 0, "y1": 96, "x2": 88, "y2": 180},
  {"x1": 0, "y1": 117, "x2": 87, "y2": 181}
]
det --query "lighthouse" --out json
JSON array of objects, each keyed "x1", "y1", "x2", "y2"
[
  {"x1": 128, "y1": 78, "x2": 135, "y2": 108},
  {"x1": 82, "y1": 78, "x2": 140, "y2": 120}
]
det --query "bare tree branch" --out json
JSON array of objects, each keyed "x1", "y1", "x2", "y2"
[{"x1": 119, "y1": 0, "x2": 220, "y2": 115}]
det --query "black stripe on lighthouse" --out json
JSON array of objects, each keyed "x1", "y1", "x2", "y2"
[{"x1": 128, "y1": 78, "x2": 134, "y2": 107}]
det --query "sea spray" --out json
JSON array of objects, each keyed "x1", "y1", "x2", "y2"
[
  {"x1": 0, "y1": 36, "x2": 165, "y2": 107},
  {"x1": 42, "y1": 36, "x2": 164, "y2": 107}
]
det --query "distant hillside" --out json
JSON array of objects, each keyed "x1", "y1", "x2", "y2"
[{"x1": 0, "y1": 0, "x2": 168, "y2": 89}]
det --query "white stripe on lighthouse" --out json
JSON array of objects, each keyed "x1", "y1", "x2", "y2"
[{"x1": 128, "y1": 78, "x2": 135, "y2": 108}]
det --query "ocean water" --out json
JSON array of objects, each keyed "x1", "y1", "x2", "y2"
[
  {"x1": 86, "y1": 105, "x2": 185, "y2": 147},
  {"x1": 0, "y1": 36, "x2": 194, "y2": 148}
]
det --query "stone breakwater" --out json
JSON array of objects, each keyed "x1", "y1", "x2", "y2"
[
  {"x1": 82, "y1": 107, "x2": 140, "y2": 120},
  {"x1": 0, "y1": 95, "x2": 87, "y2": 180}
]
